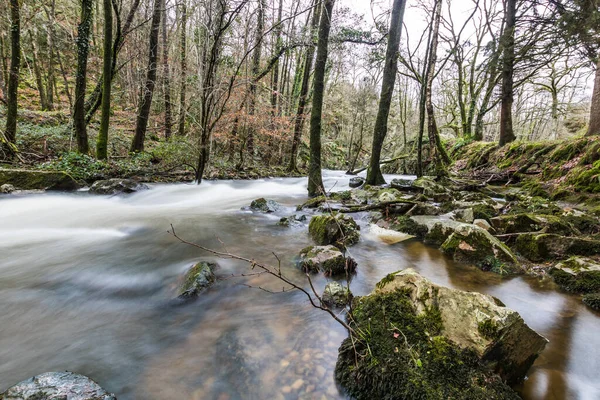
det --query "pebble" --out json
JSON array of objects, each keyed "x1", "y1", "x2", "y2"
[
  {"x1": 280, "y1": 359, "x2": 290, "y2": 368},
  {"x1": 282, "y1": 386, "x2": 292, "y2": 394},
  {"x1": 291, "y1": 379, "x2": 304, "y2": 390}
]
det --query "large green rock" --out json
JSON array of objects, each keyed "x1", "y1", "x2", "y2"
[
  {"x1": 514, "y1": 233, "x2": 600, "y2": 262},
  {"x1": 583, "y1": 293, "x2": 600, "y2": 310},
  {"x1": 0, "y1": 169, "x2": 79, "y2": 190},
  {"x1": 297, "y1": 245, "x2": 357, "y2": 276},
  {"x1": 249, "y1": 197, "x2": 281, "y2": 213},
  {"x1": 335, "y1": 269, "x2": 546, "y2": 399},
  {"x1": 322, "y1": 281, "x2": 352, "y2": 307},
  {"x1": 490, "y1": 214, "x2": 576, "y2": 235},
  {"x1": 549, "y1": 257, "x2": 600, "y2": 294},
  {"x1": 178, "y1": 261, "x2": 217, "y2": 299},
  {"x1": 0, "y1": 371, "x2": 116, "y2": 399},
  {"x1": 308, "y1": 213, "x2": 360, "y2": 247}
]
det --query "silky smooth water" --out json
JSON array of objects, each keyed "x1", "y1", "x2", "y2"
[{"x1": 0, "y1": 171, "x2": 598, "y2": 399}]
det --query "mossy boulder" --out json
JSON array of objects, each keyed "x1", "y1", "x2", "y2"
[
  {"x1": 248, "y1": 197, "x2": 281, "y2": 213},
  {"x1": 322, "y1": 281, "x2": 353, "y2": 307},
  {"x1": 0, "y1": 168, "x2": 79, "y2": 191},
  {"x1": 277, "y1": 214, "x2": 307, "y2": 227},
  {"x1": 0, "y1": 371, "x2": 116, "y2": 400},
  {"x1": 503, "y1": 196, "x2": 562, "y2": 216},
  {"x1": 335, "y1": 269, "x2": 547, "y2": 399},
  {"x1": 308, "y1": 213, "x2": 360, "y2": 247},
  {"x1": 490, "y1": 214, "x2": 577, "y2": 235},
  {"x1": 178, "y1": 261, "x2": 217, "y2": 299},
  {"x1": 296, "y1": 195, "x2": 326, "y2": 211},
  {"x1": 297, "y1": 245, "x2": 357, "y2": 276},
  {"x1": 390, "y1": 178, "x2": 417, "y2": 192},
  {"x1": 441, "y1": 224, "x2": 521, "y2": 275},
  {"x1": 583, "y1": 293, "x2": 600, "y2": 311},
  {"x1": 389, "y1": 216, "x2": 429, "y2": 238},
  {"x1": 548, "y1": 257, "x2": 600, "y2": 294},
  {"x1": 377, "y1": 188, "x2": 402, "y2": 202},
  {"x1": 349, "y1": 177, "x2": 365, "y2": 188},
  {"x1": 514, "y1": 234, "x2": 600, "y2": 262}
]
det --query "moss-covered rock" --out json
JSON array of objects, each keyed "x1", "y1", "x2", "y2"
[
  {"x1": 277, "y1": 214, "x2": 307, "y2": 227},
  {"x1": 490, "y1": 214, "x2": 577, "y2": 235},
  {"x1": 90, "y1": 178, "x2": 149, "y2": 195},
  {"x1": 297, "y1": 245, "x2": 357, "y2": 276},
  {"x1": 322, "y1": 281, "x2": 352, "y2": 307},
  {"x1": 583, "y1": 293, "x2": 600, "y2": 311},
  {"x1": 514, "y1": 234, "x2": 600, "y2": 262},
  {"x1": 389, "y1": 216, "x2": 429, "y2": 238},
  {"x1": 178, "y1": 262, "x2": 217, "y2": 299},
  {"x1": 503, "y1": 196, "x2": 562, "y2": 216},
  {"x1": 441, "y1": 224, "x2": 521, "y2": 275},
  {"x1": 308, "y1": 213, "x2": 360, "y2": 247},
  {"x1": 296, "y1": 195, "x2": 327, "y2": 211},
  {"x1": 248, "y1": 197, "x2": 281, "y2": 213},
  {"x1": 349, "y1": 177, "x2": 365, "y2": 188},
  {"x1": 549, "y1": 257, "x2": 600, "y2": 294},
  {"x1": 335, "y1": 269, "x2": 546, "y2": 400},
  {"x1": 0, "y1": 168, "x2": 79, "y2": 190}
]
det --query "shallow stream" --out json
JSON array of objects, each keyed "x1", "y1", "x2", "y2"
[{"x1": 0, "y1": 170, "x2": 598, "y2": 399}]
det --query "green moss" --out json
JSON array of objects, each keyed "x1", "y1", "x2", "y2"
[
  {"x1": 376, "y1": 271, "x2": 403, "y2": 290},
  {"x1": 549, "y1": 140, "x2": 585, "y2": 162},
  {"x1": 522, "y1": 180, "x2": 549, "y2": 198},
  {"x1": 335, "y1": 289, "x2": 519, "y2": 400},
  {"x1": 0, "y1": 168, "x2": 79, "y2": 190},
  {"x1": 331, "y1": 190, "x2": 352, "y2": 201},
  {"x1": 308, "y1": 213, "x2": 360, "y2": 247},
  {"x1": 472, "y1": 204, "x2": 497, "y2": 221},
  {"x1": 549, "y1": 268, "x2": 600, "y2": 294},
  {"x1": 296, "y1": 195, "x2": 327, "y2": 211},
  {"x1": 390, "y1": 216, "x2": 428, "y2": 238},
  {"x1": 478, "y1": 319, "x2": 500, "y2": 340},
  {"x1": 580, "y1": 141, "x2": 600, "y2": 165},
  {"x1": 583, "y1": 293, "x2": 600, "y2": 311}
]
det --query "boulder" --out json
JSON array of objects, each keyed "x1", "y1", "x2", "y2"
[
  {"x1": 335, "y1": 269, "x2": 547, "y2": 399},
  {"x1": 277, "y1": 214, "x2": 307, "y2": 227},
  {"x1": 377, "y1": 188, "x2": 401, "y2": 203},
  {"x1": 389, "y1": 216, "x2": 429, "y2": 238},
  {"x1": 441, "y1": 224, "x2": 520, "y2": 275},
  {"x1": 0, "y1": 371, "x2": 116, "y2": 400},
  {"x1": 308, "y1": 213, "x2": 360, "y2": 247},
  {"x1": 490, "y1": 214, "x2": 576, "y2": 235},
  {"x1": 514, "y1": 233, "x2": 600, "y2": 262},
  {"x1": 297, "y1": 245, "x2": 357, "y2": 276},
  {"x1": 0, "y1": 169, "x2": 79, "y2": 191},
  {"x1": 0, "y1": 183, "x2": 15, "y2": 193},
  {"x1": 369, "y1": 224, "x2": 415, "y2": 245},
  {"x1": 248, "y1": 197, "x2": 280, "y2": 213},
  {"x1": 549, "y1": 257, "x2": 600, "y2": 294},
  {"x1": 177, "y1": 262, "x2": 217, "y2": 299},
  {"x1": 89, "y1": 178, "x2": 148, "y2": 195},
  {"x1": 349, "y1": 177, "x2": 365, "y2": 188},
  {"x1": 322, "y1": 282, "x2": 352, "y2": 307},
  {"x1": 583, "y1": 293, "x2": 600, "y2": 311},
  {"x1": 390, "y1": 178, "x2": 416, "y2": 192},
  {"x1": 455, "y1": 208, "x2": 475, "y2": 223}
]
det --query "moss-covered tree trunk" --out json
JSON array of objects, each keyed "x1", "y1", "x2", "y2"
[
  {"x1": 131, "y1": 0, "x2": 162, "y2": 152},
  {"x1": 499, "y1": 0, "x2": 517, "y2": 146},
  {"x1": 586, "y1": 59, "x2": 600, "y2": 136},
  {"x1": 177, "y1": 0, "x2": 187, "y2": 136},
  {"x1": 74, "y1": 0, "x2": 94, "y2": 154},
  {"x1": 307, "y1": 0, "x2": 335, "y2": 196},
  {"x1": 3, "y1": 0, "x2": 20, "y2": 156},
  {"x1": 288, "y1": 0, "x2": 321, "y2": 173},
  {"x1": 97, "y1": 0, "x2": 113, "y2": 160},
  {"x1": 245, "y1": 0, "x2": 266, "y2": 156},
  {"x1": 29, "y1": 31, "x2": 48, "y2": 111},
  {"x1": 161, "y1": 0, "x2": 172, "y2": 140},
  {"x1": 365, "y1": 0, "x2": 406, "y2": 185}
]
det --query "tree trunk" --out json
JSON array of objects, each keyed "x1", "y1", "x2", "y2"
[
  {"x1": 45, "y1": 1, "x2": 56, "y2": 111},
  {"x1": 586, "y1": 59, "x2": 600, "y2": 136},
  {"x1": 365, "y1": 0, "x2": 406, "y2": 185},
  {"x1": 177, "y1": 0, "x2": 187, "y2": 136},
  {"x1": 161, "y1": 0, "x2": 172, "y2": 140},
  {"x1": 246, "y1": 0, "x2": 266, "y2": 156},
  {"x1": 29, "y1": 31, "x2": 48, "y2": 111},
  {"x1": 74, "y1": 0, "x2": 94, "y2": 154},
  {"x1": 97, "y1": 0, "x2": 113, "y2": 160},
  {"x1": 131, "y1": 0, "x2": 162, "y2": 152},
  {"x1": 3, "y1": 0, "x2": 20, "y2": 153},
  {"x1": 499, "y1": 0, "x2": 517, "y2": 146},
  {"x1": 288, "y1": 0, "x2": 321, "y2": 172},
  {"x1": 307, "y1": 0, "x2": 335, "y2": 196}
]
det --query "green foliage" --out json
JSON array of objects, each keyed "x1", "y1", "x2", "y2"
[
  {"x1": 478, "y1": 319, "x2": 500, "y2": 340},
  {"x1": 550, "y1": 268, "x2": 600, "y2": 294}
]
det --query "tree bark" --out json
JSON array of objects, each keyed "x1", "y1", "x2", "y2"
[
  {"x1": 45, "y1": 0, "x2": 56, "y2": 111},
  {"x1": 499, "y1": 0, "x2": 517, "y2": 146},
  {"x1": 74, "y1": 0, "x2": 94, "y2": 154},
  {"x1": 586, "y1": 59, "x2": 600, "y2": 136},
  {"x1": 288, "y1": 0, "x2": 321, "y2": 172},
  {"x1": 4, "y1": 0, "x2": 20, "y2": 153},
  {"x1": 246, "y1": 0, "x2": 266, "y2": 156},
  {"x1": 307, "y1": 0, "x2": 335, "y2": 196},
  {"x1": 29, "y1": 31, "x2": 48, "y2": 111},
  {"x1": 177, "y1": 0, "x2": 187, "y2": 136},
  {"x1": 161, "y1": 0, "x2": 172, "y2": 140},
  {"x1": 131, "y1": 0, "x2": 162, "y2": 152},
  {"x1": 97, "y1": 0, "x2": 113, "y2": 160},
  {"x1": 365, "y1": 0, "x2": 406, "y2": 185}
]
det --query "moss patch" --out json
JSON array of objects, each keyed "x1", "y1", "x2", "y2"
[{"x1": 583, "y1": 293, "x2": 600, "y2": 311}]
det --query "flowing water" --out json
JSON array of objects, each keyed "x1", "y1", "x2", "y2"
[{"x1": 0, "y1": 170, "x2": 598, "y2": 399}]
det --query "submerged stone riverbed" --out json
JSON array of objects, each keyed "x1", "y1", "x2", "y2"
[{"x1": 0, "y1": 170, "x2": 598, "y2": 399}]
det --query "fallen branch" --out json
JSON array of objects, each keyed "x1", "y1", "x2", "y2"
[
  {"x1": 346, "y1": 154, "x2": 410, "y2": 175},
  {"x1": 339, "y1": 200, "x2": 416, "y2": 213}
]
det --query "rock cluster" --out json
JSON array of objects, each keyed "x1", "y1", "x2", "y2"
[{"x1": 89, "y1": 178, "x2": 149, "y2": 195}]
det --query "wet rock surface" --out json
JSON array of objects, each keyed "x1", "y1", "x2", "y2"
[
  {"x1": 308, "y1": 213, "x2": 360, "y2": 248},
  {"x1": 277, "y1": 214, "x2": 307, "y2": 227},
  {"x1": 297, "y1": 245, "x2": 357, "y2": 276},
  {"x1": 549, "y1": 257, "x2": 600, "y2": 294},
  {"x1": 89, "y1": 178, "x2": 149, "y2": 195},
  {"x1": 0, "y1": 371, "x2": 116, "y2": 400},
  {"x1": 0, "y1": 183, "x2": 15, "y2": 194},
  {"x1": 322, "y1": 282, "x2": 352, "y2": 307},
  {"x1": 177, "y1": 261, "x2": 217, "y2": 299},
  {"x1": 349, "y1": 177, "x2": 365, "y2": 188},
  {"x1": 0, "y1": 169, "x2": 79, "y2": 191},
  {"x1": 249, "y1": 197, "x2": 281, "y2": 213}
]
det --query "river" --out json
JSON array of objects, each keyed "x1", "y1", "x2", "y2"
[{"x1": 0, "y1": 170, "x2": 598, "y2": 399}]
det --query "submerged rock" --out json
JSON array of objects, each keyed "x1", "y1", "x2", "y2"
[
  {"x1": 0, "y1": 183, "x2": 15, "y2": 193},
  {"x1": 297, "y1": 245, "x2": 357, "y2": 276},
  {"x1": 369, "y1": 224, "x2": 415, "y2": 245},
  {"x1": 277, "y1": 214, "x2": 307, "y2": 227},
  {"x1": 178, "y1": 261, "x2": 217, "y2": 299},
  {"x1": 322, "y1": 282, "x2": 352, "y2": 307},
  {"x1": 549, "y1": 257, "x2": 600, "y2": 294},
  {"x1": 0, "y1": 169, "x2": 79, "y2": 191},
  {"x1": 308, "y1": 213, "x2": 360, "y2": 247},
  {"x1": 335, "y1": 269, "x2": 547, "y2": 399},
  {"x1": 90, "y1": 178, "x2": 149, "y2": 195},
  {"x1": 0, "y1": 371, "x2": 116, "y2": 400},
  {"x1": 248, "y1": 197, "x2": 281, "y2": 213},
  {"x1": 349, "y1": 177, "x2": 365, "y2": 188}
]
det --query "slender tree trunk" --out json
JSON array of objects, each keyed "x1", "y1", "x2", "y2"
[
  {"x1": 270, "y1": 0, "x2": 283, "y2": 115},
  {"x1": 131, "y1": 0, "x2": 162, "y2": 152},
  {"x1": 586, "y1": 59, "x2": 600, "y2": 136},
  {"x1": 288, "y1": 0, "x2": 321, "y2": 172},
  {"x1": 161, "y1": 0, "x2": 172, "y2": 139},
  {"x1": 365, "y1": 0, "x2": 406, "y2": 185},
  {"x1": 45, "y1": 1, "x2": 56, "y2": 111},
  {"x1": 307, "y1": 0, "x2": 335, "y2": 196},
  {"x1": 29, "y1": 31, "x2": 48, "y2": 111},
  {"x1": 246, "y1": 0, "x2": 266, "y2": 156},
  {"x1": 499, "y1": 0, "x2": 516, "y2": 146},
  {"x1": 97, "y1": 0, "x2": 113, "y2": 160},
  {"x1": 177, "y1": 0, "x2": 187, "y2": 136},
  {"x1": 3, "y1": 0, "x2": 20, "y2": 154},
  {"x1": 74, "y1": 0, "x2": 94, "y2": 154}
]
